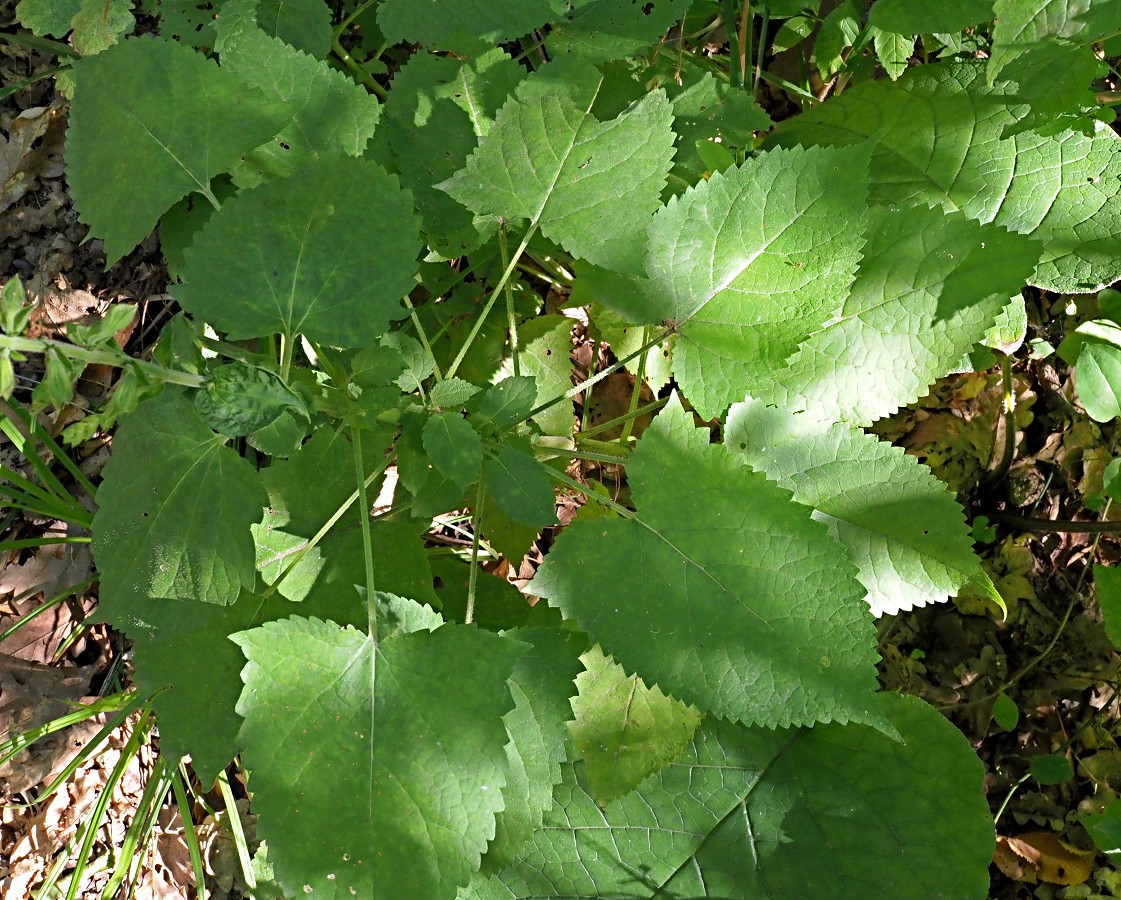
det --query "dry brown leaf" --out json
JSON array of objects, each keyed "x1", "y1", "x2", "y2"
[{"x1": 995, "y1": 832, "x2": 1096, "y2": 885}]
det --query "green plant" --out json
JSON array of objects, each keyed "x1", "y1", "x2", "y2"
[{"x1": 5, "y1": 0, "x2": 1121, "y2": 895}]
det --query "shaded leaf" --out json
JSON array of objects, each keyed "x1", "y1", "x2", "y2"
[
  {"x1": 529, "y1": 396, "x2": 885, "y2": 731},
  {"x1": 176, "y1": 156, "x2": 421, "y2": 346},
  {"x1": 483, "y1": 441, "x2": 558, "y2": 528},
  {"x1": 377, "y1": 0, "x2": 552, "y2": 51},
  {"x1": 423, "y1": 411, "x2": 483, "y2": 491},
  {"x1": 546, "y1": 0, "x2": 690, "y2": 62},
  {"x1": 1076, "y1": 341, "x2": 1121, "y2": 421}
]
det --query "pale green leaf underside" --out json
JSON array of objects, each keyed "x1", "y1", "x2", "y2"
[
  {"x1": 442, "y1": 60, "x2": 675, "y2": 275},
  {"x1": 726, "y1": 401, "x2": 983, "y2": 617},
  {"x1": 569, "y1": 645, "x2": 701, "y2": 806},
  {"x1": 176, "y1": 156, "x2": 421, "y2": 346},
  {"x1": 464, "y1": 694, "x2": 993, "y2": 899},
  {"x1": 233, "y1": 610, "x2": 526, "y2": 899},
  {"x1": 529, "y1": 396, "x2": 886, "y2": 732},
  {"x1": 648, "y1": 144, "x2": 869, "y2": 419},
  {"x1": 766, "y1": 61, "x2": 1121, "y2": 292},
  {"x1": 756, "y1": 203, "x2": 1042, "y2": 426},
  {"x1": 498, "y1": 315, "x2": 575, "y2": 438},
  {"x1": 214, "y1": 0, "x2": 380, "y2": 188},
  {"x1": 91, "y1": 391, "x2": 266, "y2": 611},
  {"x1": 67, "y1": 37, "x2": 291, "y2": 264}
]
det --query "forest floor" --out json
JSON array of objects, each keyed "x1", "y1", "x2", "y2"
[{"x1": 4, "y1": 13, "x2": 1121, "y2": 900}]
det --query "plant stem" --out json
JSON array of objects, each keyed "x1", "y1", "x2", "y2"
[
  {"x1": 723, "y1": 0, "x2": 742, "y2": 87},
  {"x1": 465, "y1": 477, "x2": 486, "y2": 625},
  {"x1": 618, "y1": 325, "x2": 650, "y2": 447},
  {"x1": 0, "y1": 334, "x2": 205, "y2": 388},
  {"x1": 577, "y1": 396, "x2": 669, "y2": 440},
  {"x1": 984, "y1": 510, "x2": 1121, "y2": 534},
  {"x1": 446, "y1": 226, "x2": 537, "y2": 379},
  {"x1": 548, "y1": 467, "x2": 635, "y2": 518},
  {"x1": 402, "y1": 295, "x2": 443, "y2": 382},
  {"x1": 499, "y1": 224, "x2": 521, "y2": 377},
  {"x1": 529, "y1": 327, "x2": 672, "y2": 421},
  {"x1": 278, "y1": 332, "x2": 295, "y2": 382},
  {"x1": 982, "y1": 353, "x2": 1016, "y2": 488},
  {"x1": 753, "y1": 9, "x2": 769, "y2": 94},
  {"x1": 352, "y1": 426, "x2": 378, "y2": 642}
]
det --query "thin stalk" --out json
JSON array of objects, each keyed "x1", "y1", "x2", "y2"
[
  {"x1": 332, "y1": 37, "x2": 387, "y2": 98},
  {"x1": 547, "y1": 467, "x2": 635, "y2": 519},
  {"x1": 0, "y1": 577, "x2": 95, "y2": 645},
  {"x1": 352, "y1": 426, "x2": 378, "y2": 640},
  {"x1": 0, "y1": 31, "x2": 80, "y2": 58},
  {"x1": 446, "y1": 227, "x2": 537, "y2": 379},
  {"x1": 577, "y1": 396, "x2": 669, "y2": 440},
  {"x1": 540, "y1": 446, "x2": 629, "y2": 467},
  {"x1": 723, "y1": 0, "x2": 742, "y2": 87},
  {"x1": 984, "y1": 511, "x2": 1121, "y2": 534},
  {"x1": 982, "y1": 353, "x2": 1016, "y2": 488},
  {"x1": 738, "y1": 0, "x2": 751, "y2": 88},
  {"x1": 402, "y1": 295, "x2": 443, "y2": 382},
  {"x1": 499, "y1": 224, "x2": 521, "y2": 377},
  {"x1": 263, "y1": 440, "x2": 396, "y2": 597},
  {"x1": 217, "y1": 769, "x2": 256, "y2": 891},
  {"x1": 993, "y1": 773, "x2": 1031, "y2": 827},
  {"x1": 753, "y1": 10, "x2": 769, "y2": 94},
  {"x1": 3, "y1": 399, "x2": 98, "y2": 500},
  {"x1": 278, "y1": 332, "x2": 295, "y2": 382},
  {"x1": 617, "y1": 326, "x2": 650, "y2": 447},
  {"x1": 465, "y1": 477, "x2": 486, "y2": 625},
  {"x1": 0, "y1": 334, "x2": 205, "y2": 388},
  {"x1": 332, "y1": 0, "x2": 377, "y2": 39},
  {"x1": 580, "y1": 322, "x2": 600, "y2": 434},
  {"x1": 103, "y1": 755, "x2": 174, "y2": 898},
  {"x1": 0, "y1": 535, "x2": 89, "y2": 551},
  {"x1": 530, "y1": 328, "x2": 672, "y2": 422},
  {"x1": 173, "y1": 769, "x2": 208, "y2": 900},
  {"x1": 0, "y1": 65, "x2": 70, "y2": 102}
]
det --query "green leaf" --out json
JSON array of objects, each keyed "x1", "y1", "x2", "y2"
[
  {"x1": 727, "y1": 400, "x2": 984, "y2": 617},
  {"x1": 233, "y1": 609, "x2": 527, "y2": 898},
  {"x1": 530, "y1": 396, "x2": 885, "y2": 731},
  {"x1": 483, "y1": 440, "x2": 558, "y2": 528},
  {"x1": 377, "y1": 0, "x2": 552, "y2": 51},
  {"x1": 176, "y1": 156, "x2": 421, "y2": 346},
  {"x1": 92, "y1": 391, "x2": 267, "y2": 610},
  {"x1": 16, "y1": 0, "x2": 82, "y2": 37},
  {"x1": 423, "y1": 411, "x2": 483, "y2": 491},
  {"x1": 71, "y1": 0, "x2": 134, "y2": 56},
  {"x1": 993, "y1": 691, "x2": 1020, "y2": 731},
  {"x1": 765, "y1": 61, "x2": 1121, "y2": 293},
  {"x1": 869, "y1": 0, "x2": 994, "y2": 33},
  {"x1": 1076, "y1": 342, "x2": 1121, "y2": 421},
  {"x1": 569, "y1": 645, "x2": 701, "y2": 807},
  {"x1": 253, "y1": 0, "x2": 332, "y2": 57},
  {"x1": 647, "y1": 144, "x2": 870, "y2": 419},
  {"x1": 499, "y1": 315, "x2": 574, "y2": 438},
  {"x1": 998, "y1": 42, "x2": 1105, "y2": 138},
  {"x1": 155, "y1": 0, "x2": 232, "y2": 48},
  {"x1": 214, "y1": 0, "x2": 380, "y2": 187},
  {"x1": 442, "y1": 60, "x2": 675, "y2": 275},
  {"x1": 466, "y1": 693, "x2": 993, "y2": 898},
  {"x1": 484, "y1": 626, "x2": 585, "y2": 872},
  {"x1": 873, "y1": 27, "x2": 914, "y2": 80},
  {"x1": 195, "y1": 363, "x2": 307, "y2": 437},
  {"x1": 1094, "y1": 564, "x2": 1121, "y2": 650},
  {"x1": 67, "y1": 38, "x2": 291, "y2": 264},
  {"x1": 546, "y1": 0, "x2": 690, "y2": 62},
  {"x1": 385, "y1": 48, "x2": 525, "y2": 256},
  {"x1": 989, "y1": 0, "x2": 1114, "y2": 79},
  {"x1": 430, "y1": 377, "x2": 482, "y2": 408},
  {"x1": 1083, "y1": 797, "x2": 1121, "y2": 856},
  {"x1": 757, "y1": 205, "x2": 1039, "y2": 426},
  {"x1": 476, "y1": 376, "x2": 538, "y2": 427},
  {"x1": 429, "y1": 557, "x2": 537, "y2": 631},
  {"x1": 1031, "y1": 753, "x2": 1075, "y2": 785}
]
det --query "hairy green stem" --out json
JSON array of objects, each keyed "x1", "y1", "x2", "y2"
[
  {"x1": 723, "y1": 0, "x2": 742, "y2": 87},
  {"x1": 403, "y1": 295, "x2": 443, "y2": 382},
  {"x1": 465, "y1": 477, "x2": 486, "y2": 626},
  {"x1": 530, "y1": 327, "x2": 672, "y2": 421},
  {"x1": 446, "y1": 226, "x2": 537, "y2": 379},
  {"x1": 618, "y1": 325, "x2": 651, "y2": 447},
  {"x1": 499, "y1": 224, "x2": 521, "y2": 377},
  {"x1": 578, "y1": 396, "x2": 669, "y2": 440},
  {"x1": 352, "y1": 426, "x2": 378, "y2": 642},
  {"x1": 548, "y1": 467, "x2": 635, "y2": 519},
  {"x1": 0, "y1": 334, "x2": 205, "y2": 388}
]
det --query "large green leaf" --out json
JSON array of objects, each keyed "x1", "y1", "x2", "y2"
[
  {"x1": 989, "y1": 0, "x2": 1118, "y2": 78},
  {"x1": 214, "y1": 0, "x2": 380, "y2": 187},
  {"x1": 67, "y1": 37, "x2": 291, "y2": 264},
  {"x1": 1076, "y1": 342, "x2": 1121, "y2": 421},
  {"x1": 756, "y1": 204, "x2": 1041, "y2": 426},
  {"x1": 568, "y1": 645, "x2": 702, "y2": 806},
  {"x1": 869, "y1": 0, "x2": 994, "y2": 33},
  {"x1": 441, "y1": 59, "x2": 675, "y2": 275},
  {"x1": 91, "y1": 391, "x2": 267, "y2": 612},
  {"x1": 497, "y1": 315, "x2": 575, "y2": 438},
  {"x1": 465, "y1": 693, "x2": 993, "y2": 899},
  {"x1": 384, "y1": 48, "x2": 525, "y2": 256},
  {"x1": 253, "y1": 0, "x2": 332, "y2": 57},
  {"x1": 765, "y1": 61, "x2": 1121, "y2": 292},
  {"x1": 176, "y1": 156, "x2": 421, "y2": 345},
  {"x1": 233, "y1": 603, "x2": 527, "y2": 898},
  {"x1": 646, "y1": 144, "x2": 869, "y2": 419},
  {"x1": 529, "y1": 396, "x2": 885, "y2": 732},
  {"x1": 546, "y1": 0, "x2": 690, "y2": 62},
  {"x1": 726, "y1": 400, "x2": 983, "y2": 616},
  {"x1": 483, "y1": 626, "x2": 585, "y2": 872},
  {"x1": 377, "y1": 0, "x2": 552, "y2": 51}
]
